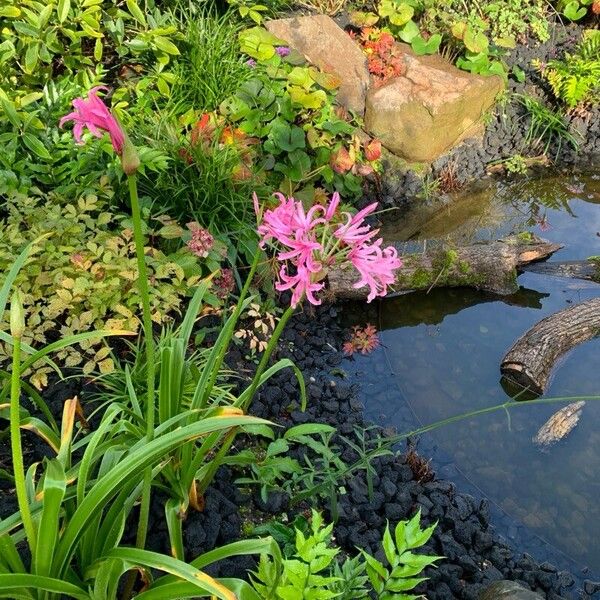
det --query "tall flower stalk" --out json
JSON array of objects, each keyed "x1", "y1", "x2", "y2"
[
  {"x1": 127, "y1": 173, "x2": 156, "y2": 552},
  {"x1": 61, "y1": 88, "x2": 154, "y2": 558},
  {"x1": 245, "y1": 191, "x2": 401, "y2": 406}
]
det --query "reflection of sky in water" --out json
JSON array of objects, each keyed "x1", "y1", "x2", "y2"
[{"x1": 345, "y1": 171, "x2": 600, "y2": 570}]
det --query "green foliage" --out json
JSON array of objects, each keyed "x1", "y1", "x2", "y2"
[
  {"x1": 168, "y1": 8, "x2": 255, "y2": 111},
  {"x1": 557, "y1": 0, "x2": 596, "y2": 20},
  {"x1": 137, "y1": 115, "x2": 259, "y2": 239},
  {"x1": 353, "y1": 0, "x2": 545, "y2": 76},
  {"x1": 224, "y1": 27, "x2": 376, "y2": 201},
  {"x1": 518, "y1": 93, "x2": 580, "y2": 155},
  {"x1": 330, "y1": 554, "x2": 370, "y2": 599},
  {"x1": 0, "y1": 391, "x2": 276, "y2": 599},
  {"x1": 537, "y1": 29, "x2": 600, "y2": 109},
  {"x1": 361, "y1": 509, "x2": 443, "y2": 599},
  {"x1": 422, "y1": 0, "x2": 550, "y2": 47},
  {"x1": 251, "y1": 510, "x2": 441, "y2": 600},
  {"x1": 252, "y1": 515, "x2": 311, "y2": 558},
  {"x1": 251, "y1": 510, "x2": 343, "y2": 599},
  {"x1": 0, "y1": 191, "x2": 223, "y2": 387},
  {"x1": 232, "y1": 424, "x2": 393, "y2": 521},
  {"x1": 502, "y1": 154, "x2": 529, "y2": 174},
  {"x1": 0, "y1": 0, "x2": 180, "y2": 101},
  {"x1": 95, "y1": 267, "x2": 306, "y2": 559},
  {"x1": 0, "y1": 0, "x2": 180, "y2": 200}
]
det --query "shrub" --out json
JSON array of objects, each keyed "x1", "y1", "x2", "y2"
[
  {"x1": 251, "y1": 509, "x2": 442, "y2": 599},
  {"x1": 0, "y1": 0, "x2": 179, "y2": 101},
  {"x1": 0, "y1": 191, "x2": 225, "y2": 387},
  {"x1": 228, "y1": 27, "x2": 381, "y2": 202}
]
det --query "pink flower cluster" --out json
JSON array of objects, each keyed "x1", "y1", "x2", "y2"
[
  {"x1": 213, "y1": 268, "x2": 235, "y2": 299},
  {"x1": 186, "y1": 222, "x2": 214, "y2": 258},
  {"x1": 254, "y1": 192, "x2": 401, "y2": 307}
]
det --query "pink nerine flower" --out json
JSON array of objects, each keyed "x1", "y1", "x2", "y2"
[
  {"x1": 349, "y1": 239, "x2": 402, "y2": 302},
  {"x1": 255, "y1": 191, "x2": 402, "y2": 308},
  {"x1": 276, "y1": 264, "x2": 324, "y2": 307},
  {"x1": 60, "y1": 86, "x2": 125, "y2": 154},
  {"x1": 334, "y1": 202, "x2": 379, "y2": 246}
]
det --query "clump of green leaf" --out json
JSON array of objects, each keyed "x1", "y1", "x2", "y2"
[
  {"x1": 361, "y1": 508, "x2": 443, "y2": 598},
  {"x1": 231, "y1": 423, "x2": 392, "y2": 521},
  {"x1": 251, "y1": 509, "x2": 442, "y2": 599},
  {"x1": 222, "y1": 26, "x2": 381, "y2": 201},
  {"x1": 518, "y1": 93, "x2": 580, "y2": 156},
  {"x1": 0, "y1": 0, "x2": 181, "y2": 198},
  {"x1": 1, "y1": 0, "x2": 180, "y2": 102},
  {"x1": 252, "y1": 510, "x2": 342, "y2": 599},
  {"x1": 536, "y1": 29, "x2": 600, "y2": 110},
  {"x1": 0, "y1": 191, "x2": 225, "y2": 387},
  {"x1": 331, "y1": 554, "x2": 370, "y2": 599}
]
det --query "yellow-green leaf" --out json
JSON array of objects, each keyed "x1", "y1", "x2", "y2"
[
  {"x1": 24, "y1": 43, "x2": 39, "y2": 74},
  {"x1": 126, "y1": 0, "x2": 147, "y2": 26},
  {"x1": 0, "y1": 6, "x2": 21, "y2": 17},
  {"x1": 98, "y1": 357, "x2": 114, "y2": 374},
  {"x1": 153, "y1": 36, "x2": 180, "y2": 55},
  {"x1": 57, "y1": 0, "x2": 71, "y2": 22},
  {"x1": 94, "y1": 37, "x2": 103, "y2": 61}
]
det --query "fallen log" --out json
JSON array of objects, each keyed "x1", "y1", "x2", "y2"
[
  {"x1": 328, "y1": 234, "x2": 563, "y2": 299},
  {"x1": 522, "y1": 259, "x2": 600, "y2": 283},
  {"x1": 501, "y1": 297, "x2": 600, "y2": 396}
]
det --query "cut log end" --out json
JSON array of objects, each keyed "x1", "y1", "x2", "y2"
[
  {"x1": 500, "y1": 362, "x2": 544, "y2": 397},
  {"x1": 500, "y1": 297, "x2": 600, "y2": 398}
]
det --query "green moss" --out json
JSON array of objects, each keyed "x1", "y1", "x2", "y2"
[
  {"x1": 458, "y1": 260, "x2": 471, "y2": 274},
  {"x1": 442, "y1": 249, "x2": 459, "y2": 269},
  {"x1": 516, "y1": 231, "x2": 535, "y2": 243}
]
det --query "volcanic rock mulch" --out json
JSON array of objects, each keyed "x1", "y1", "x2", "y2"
[{"x1": 377, "y1": 23, "x2": 600, "y2": 207}]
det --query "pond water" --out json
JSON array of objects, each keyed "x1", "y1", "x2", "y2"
[{"x1": 343, "y1": 167, "x2": 600, "y2": 572}]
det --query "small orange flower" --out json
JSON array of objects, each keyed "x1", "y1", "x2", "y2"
[
  {"x1": 364, "y1": 139, "x2": 382, "y2": 162},
  {"x1": 330, "y1": 146, "x2": 355, "y2": 174}
]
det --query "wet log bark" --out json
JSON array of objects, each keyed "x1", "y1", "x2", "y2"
[
  {"x1": 501, "y1": 297, "x2": 600, "y2": 396},
  {"x1": 328, "y1": 235, "x2": 563, "y2": 299},
  {"x1": 522, "y1": 259, "x2": 600, "y2": 283}
]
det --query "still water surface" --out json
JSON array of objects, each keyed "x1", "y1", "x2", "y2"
[{"x1": 344, "y1": 169, "x2": 600, "y2": 570}]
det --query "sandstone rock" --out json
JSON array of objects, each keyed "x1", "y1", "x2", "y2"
[
  {"x1": 364, "y1": 44, "x2": 504, "y2": 162},
  {"x1": 479, "y1": 581, "x2": 544, "y2": 600},
  {"x1": 266, "y1": 15, "x2": 370, "y2": 115}
]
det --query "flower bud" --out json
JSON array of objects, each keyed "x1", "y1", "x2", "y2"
[
  {"x1": 10, "y1": 290, "x2": 25, "y2": 339},
  {"x1": 121, "y1": 135, "x2": 140, "y2": 176}
]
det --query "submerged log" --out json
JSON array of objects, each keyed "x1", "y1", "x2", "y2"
[
  {"x1": 328, "y1": 234, "x2": 563, "y2": 299},
  {"x1": 501, "y1": 297, "x2": 600, "y2": 396},
  {"x1": 522, "y1": 259, "x2": 600, "y2": 283}
]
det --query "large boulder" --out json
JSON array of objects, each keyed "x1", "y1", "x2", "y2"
[
  {"x1": 265, "y1": 15, "x2": 370, "y2": 115},
  {"x1": 479, "y1": 581, "x2": 544, "y2": 600},
  {"x1": 364, "y1": 44, "x2": 504, "y2": 163}
]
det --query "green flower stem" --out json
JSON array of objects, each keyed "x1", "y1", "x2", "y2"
[
  {"x1": 128, "y1": 174, "x2": 156, "y2": 552},
  {"x1": 10, "y1": 336, "x2": 36, "y2": 558},
  {"x1": 241, "y1": 304, "x2": 295, "y2": 412},
  {"x1": 197, "y1": 302, "x2": 296, "y2": 497}
]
